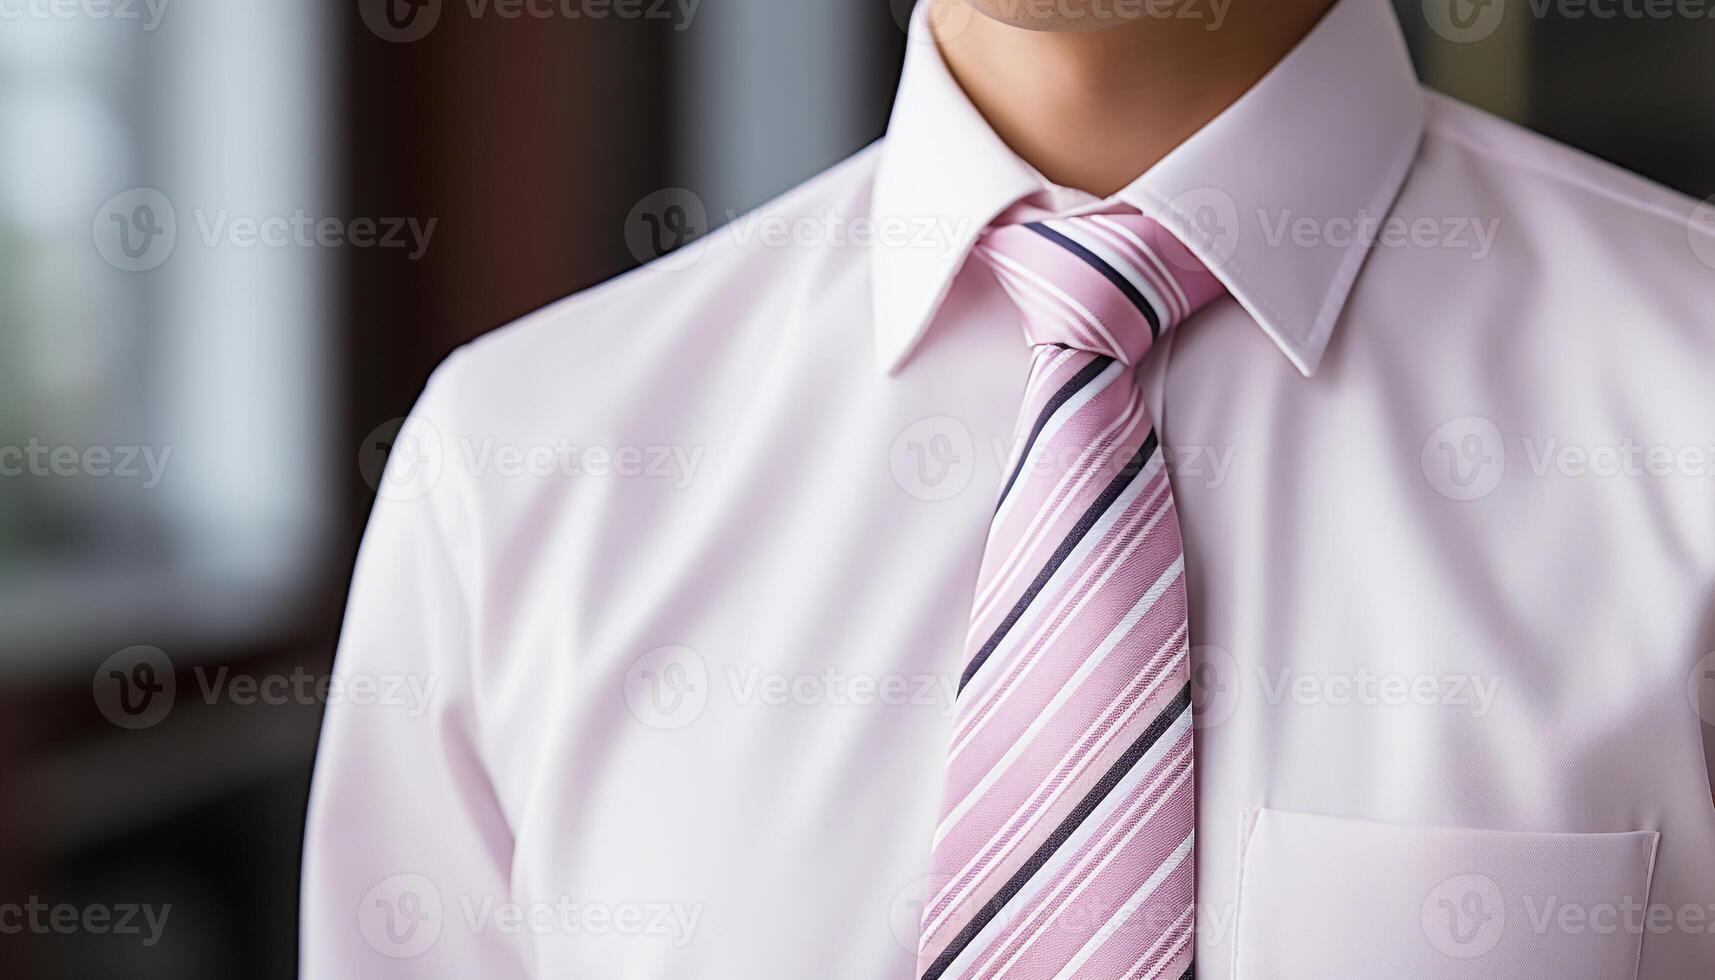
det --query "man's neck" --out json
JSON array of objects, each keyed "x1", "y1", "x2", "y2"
[{"x1": 931, "y1": 0, "x2": 1337, "y2": 197}]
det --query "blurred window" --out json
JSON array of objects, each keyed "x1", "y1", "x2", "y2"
[{"x1": 0, "y1": 1, "x2": 331, "y2": 657}]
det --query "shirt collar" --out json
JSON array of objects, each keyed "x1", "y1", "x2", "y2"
[{"x1": 870, "y1": 0, "x2": 1427, "y2": 376}]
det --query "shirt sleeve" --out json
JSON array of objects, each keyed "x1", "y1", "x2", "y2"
[{"x1": 300, "y1": 356, "x2": 531, "y2": 977}]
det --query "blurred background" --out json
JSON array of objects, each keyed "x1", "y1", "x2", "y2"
[{"x1": 0, "y1": 0, "x2": 1710, "y2": 975}]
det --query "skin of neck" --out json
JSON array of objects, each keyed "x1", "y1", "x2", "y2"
[{"x1": 930, "y1": 0, "x2": 1338, "y2": 197}]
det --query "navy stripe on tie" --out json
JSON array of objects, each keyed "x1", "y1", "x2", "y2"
[
  {"x1": 959, "y1": 428, "x2": 1160, "y2": 695},
  {"x1": 993, "y1": 353, "x2": 1115, "y2": 515},
  {"x1": 918, "y1": 684, "x2": 1193, "y2": 980},
  {"x1": 1026, "y1": 223, "x2": 1162, "y2": 338}
]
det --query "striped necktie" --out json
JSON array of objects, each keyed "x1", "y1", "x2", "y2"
[{"x1": 916, "y1": 213, "x2": 1225, "y2": 980}]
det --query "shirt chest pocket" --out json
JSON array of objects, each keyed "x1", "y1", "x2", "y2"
[{"x1": 1231, "y1": 808, "x2": 1660, "y2": 980}]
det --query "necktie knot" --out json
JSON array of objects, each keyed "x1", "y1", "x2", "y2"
[{"x1": 974, "y1": 213, "x2": 1225, "y2": 365}]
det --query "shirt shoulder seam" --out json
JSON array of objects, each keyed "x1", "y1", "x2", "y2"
[{"x1": 1421, "y1": 95, "x2": 1706, "y2": 240}]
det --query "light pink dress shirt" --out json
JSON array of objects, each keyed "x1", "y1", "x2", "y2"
[{"x1": 302, "y1": 0, "x2": 1715, "y2": 976}]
